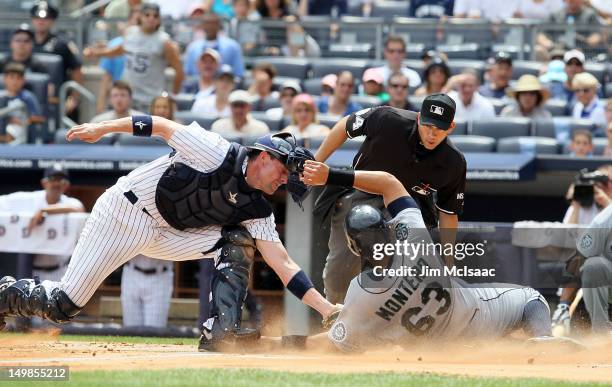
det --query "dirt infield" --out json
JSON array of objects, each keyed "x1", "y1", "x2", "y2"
[{"x1": 1, "y1": 333, "x2": 611, "y2": 383}]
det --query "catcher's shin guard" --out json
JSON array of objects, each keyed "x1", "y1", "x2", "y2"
[
  {"x1": 0, "y1": 277, "x2": 81, "y2": 326},
  {"x1": 199, "y1": 226, "x2": 260, "y2": 351}
]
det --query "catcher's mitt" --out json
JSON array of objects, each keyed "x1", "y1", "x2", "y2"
[{"x1": 322, "y1": 303, "x2": 343, "y2": 329}]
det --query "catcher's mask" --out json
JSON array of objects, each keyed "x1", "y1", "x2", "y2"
[
  {"x1": 344, "y1": 204, "x2": 391, "y2": 261},
  {"x1": 248, "y1": 132, "x2": 314, "y2": 208}
]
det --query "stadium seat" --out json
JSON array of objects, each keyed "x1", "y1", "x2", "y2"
[
  {"x1": 471, "y1": 117, "x2": 531, "y2": 139},
  {"x1": 584, "y1": 62, "x2": 607, "y2": 86},
  {"x1": 173, "y1": 94, "x2": 195, "y2": 111},
  {"x1": 511, "y1": 61, "x2": 543, "y2": 80},
  {"x1": 543, "y1": 99, "x2": 567, "y2": 117},
  {"x1": 497, "y1": 136, "x2": 559, "y2": 154},
  {"x1": 250, "y1": 111, "x2": 282, "y2": 131},
  {"x1": 390, "y1": 18, "x2": 438, "y2": 48},
  {"x1": 437, "y1": 43, "x2": 483, "y2": 60},
  {"x1": 252, "y1": 96, "x2": 281, "y2": 111},
  {"x1": 350, "y1": 95, "x2": 381, "y2": 109},
  {"x1": 303, "y1": 78, "x2": 323, "y2": 95},
  {"x1": 311, "y1": 59, "x2": 368, "y2": 79},
  {"x1": 317, "y1": 114, "x2": 341, "y2": 129},
  {"x1": 174, "y1": 111, "x2": 218, "y2": 130},
  {"x1": 371, "y1": 1, "x2": 410, "y2": 18},
  {"x1": 447, "y1": 60, "x2": 486, "y2": 82},
  {"x1": 54, "y1": 129, "x2": 115, "y2": 145},
  {"x1": 605, "y1": 82, "x2": 612, "y2": 99},
  {"x1": 0, "y1": 72, "x2": 50, "y2": 108},
  {"x1": 32, "y1": 53, "x2": 63, "y2": 94},
  {"x1": 533, "y1": 117, "x2": 595, "y2": 142},
  {"x1": 409, "y1": 95, "x2": 425, "y2": 111},
  {"x1": 327, "y1": 43, "x2": 374, "y2": 59},
  {"x1": 253, "y1": 57, "x2": 311, "y2": 79},
  {"x1": 442, "y1": 19, "x2": 493, "y2": 47},
  {"x1": 593, "y1": 137, "x2": 609, "y2": 156},
  {"x1": 116, "y1": 133, "x2": 168, "y2": 147},
  {"x1": 488, "y1": 98, "x2": 509, "y2": 115},
  {"x1": 448, "y1": 135, "x2": 496, "y2": 153},
  {"x1": 453, "y1": 120, "x2": 468, "y2": 135}
]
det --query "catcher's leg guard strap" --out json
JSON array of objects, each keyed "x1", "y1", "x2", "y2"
[{"x1": 0, "y1": 279, "x2": 81, "y2": 323}]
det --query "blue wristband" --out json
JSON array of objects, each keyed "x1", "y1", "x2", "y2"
[
  {"x1": 387, "y1": 196, "x2": 419, "y2": 217},
  {"x1": 286, "y1": 270, "x2": 314, "y2": 300},
  {"x1": 132, "y1": 115, "x2": 153, "y2": 137}
]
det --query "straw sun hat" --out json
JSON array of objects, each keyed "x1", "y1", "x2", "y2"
[{"x1": 507, "y1": 75, "x2": 550, "y2": 102}]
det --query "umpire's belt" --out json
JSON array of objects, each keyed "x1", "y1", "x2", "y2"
[
  {"x1": 124, "y1": 190, "x2": 152, "y2": 217},
  {"x1": 128, "y1": 263, "x2": 169, "y2": 275}
]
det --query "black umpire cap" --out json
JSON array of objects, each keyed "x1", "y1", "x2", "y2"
[
  {"x1": 419, "y1": 94, "x2": 456, "y2": 130},
  {"x1": 31, "y1": 1, "x2": 59, "y2": 19},
  {"x1": 44, "y1": 163, "x2": 69, "y2": 180}
]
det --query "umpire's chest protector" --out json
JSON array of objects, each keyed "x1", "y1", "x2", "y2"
[{"x1": 155, "y1": 144, "x2": 272, "y2": 230}]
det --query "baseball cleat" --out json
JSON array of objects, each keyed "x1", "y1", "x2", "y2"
[
  {"x1": 526, "y1": 335, "x2": 587, "y2": 350},
  {"x1": 0, "y1": 276, "x2": 16, "y2": 330}
]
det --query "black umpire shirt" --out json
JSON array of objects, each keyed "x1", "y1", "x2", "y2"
[
  {"x1": 33, "y1": 33, "x2": 82, "y2": 84},
  {"x1": 346, "y1": 106, "x2": 466, "y2": 228}
]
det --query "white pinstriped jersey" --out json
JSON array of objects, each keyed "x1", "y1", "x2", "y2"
[{"x1": 115, "y1": 122, "x2": 280, "y2": 242}]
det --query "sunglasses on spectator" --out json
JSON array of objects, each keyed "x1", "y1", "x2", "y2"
[
  {"x1": 390, "y1": 83, "x2": 408, "y2": 90},
  {"x1": 575, "y1": 88, "x2": 593, "y2": 93},
  {"x1": 12, "y1": 38, "x2": 32, "y2": 43},
  {"x1": 386, "y1": 48, "x2": 405, "y2": 54},
  {"x1": 143, "y1": 12, "x2": 160, "y2": 18},
  {"x1": 281, "y1": 91, "x2": 297, "y2": 98},
  {"x1": 566, "y1": 60, "x2": 583, "y2": 66}
]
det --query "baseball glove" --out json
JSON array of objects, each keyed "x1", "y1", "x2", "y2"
[{"x1": 322, "y1": 303, "x2": 343, "y2": 329}]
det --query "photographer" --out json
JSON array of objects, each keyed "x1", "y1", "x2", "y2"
[{"x1": 563, "y1": 166, "x2": 612, "y2": 225}]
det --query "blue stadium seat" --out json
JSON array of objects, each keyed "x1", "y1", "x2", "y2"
[
  {"x1": 252, "y1": 96, "x2": 281, "y2": 111},
  {"x1": 543, "y1": 99, "x2": 567, "y2": 117},
  {"x1": 533, "y1": 117, "x2": 595, "y2": 142},
  {"x1": 0, "y1": 72, "x2": 50, "y2": 109},
  {"x1": 174, "y1": 94, "x2": 195, "y2": 111},
  {"x1": 448, "y1": 135, "x2": 496, "y2": 153},
  {"x1": 350, "y1": 95, "x2": 381, "y2": 109},
  {"x1": 328, "y1": 43, "x2": 374, "y2": 59},
  {"x1": 511, "y1": 61, "x2": 543, "y2": 80},
  {"x1": 409, "y1": 95, "x2": 425, "y2": 111},
  {"x1": 447, "y1": 60, "x2": 486, "y2": 82},
  {"x1": 390, "y1": 18, "x2": 438, "y2": 48},
  {"x1": 32, "y1": 53, "x2": 63, "y2": 94},
  {"x1": 253, "y1": 57, "x2": 311, "y2": 79},
  {"x1": 311, "y1": 59, "x2": 368, "y2": 79},
  {"x1": 250, "y1": 111, "x2": 282, "y2": 131},
  {"x1": 593, "y1": 137, "x2": 608, "y2": 156},
  {"x1": 453, "y1": 120, "x2": 468, "y2": 135},
  {"x1": 437, "y1": 43, "x2": 483, "y2": 60},
  {"x1": 116, "y1": 133, "x2": 168, "y2": 147},
  {"x1": 371, "y1": 1, "x2": 410, "y2": 18},
  {"x1": 174, "y1": 111, "x2": 218, "y2": 129},
  {"x1": 303, "y1": 78, "x2": 323, "y2": 95},
  {"x1": 497, "y1": 136, "x2": 559, "y2": 154},
  {"x1": 605, "y1": 82, "x2": 612, "y2": 99},
  {"x1": 54, "y1": 129, "x2": 115, "y2": 145},
  {"x1": 471, "y1": 117, "x2": 532, "y2": 139},
  {"x1": 317, "y1": 114, "x2": 341, "y2": 129}
]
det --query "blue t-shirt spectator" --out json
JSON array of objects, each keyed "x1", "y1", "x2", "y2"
[
  {"x1": 408, "y1": 0, "x2": 454, "y2": 18},
  {"x1": 184, "y1": 36, "x2": 245, "y2": 78},
  {"x1": 99, "y1": 37, "x2": 125, "y2": 81},
  {"x1": 307, "y1": 0, "x2": 347, "y2": 16},
  {"x1": 317, "y1": 96, "x2": 362, "y2": 116},
  {"x1": 9, "y1": 89, "x2": 42, "y2": 117}
]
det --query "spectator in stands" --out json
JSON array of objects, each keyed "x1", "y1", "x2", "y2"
[
  {"x1": 248, "y1": 63, "x2": 279, "y2": 110},
  {"x1": 379, "y1": 72, "x2": 415, "y2": 111},
  {"x1": 150, "y1": 94, "x2": 176, "y2": 121},
  {"x1": 0, "y1": 63, "x2": 43, "y2": 144},
  {"x1": 229, "y1": 0, "x2": 261, "y2": 55},
  {"x1": 184, "y1": 12, "x2": 245, "y2": 79},
  {"x1": 282, "y1": 93, "x2": 330, "y2": 138},
  {"x1": 31, "y1": 2, "x2": 83, "y2": 120},
  {"x1": 91, "y1": 81, "x2": 144, "y2": 123},
  {"x1": 571, "y1": 72, "x2": 607, "y2": 132},
  {"x1": 96, "y1": 7, "x2": 140, "y2": 114},
  {"x1": 255, "y1": 0, "x2": 296, "y2": 17},
  {"x1": 320, "y1": 74, "x2": 336, "y2": 97},
  {"x1": 84, "y1": 3, "x2": 185, "y2": 112},
  {"x1": 453, "y1": 0, "x2": 516, "y2": 21},
  {"x1": 204, "y1": 0, "x2": 236, "y2": 18},
  {"x1": 563, "y1": 164, "x2": 611, "y2": 224},
  {"x1": 537, "y1": 0, "x2": 603, "y2": 53},
  {"x1": 278, "y1": 16, "x2": 321, "y2": 58},
  {"x1": 539, "y1": 59, "x2": 567, "y2": 105},
  {"x1": 589, "y1": 0, "x2": 612, "y2": 24},
  {"x1": 604, "y1": 122, "x2": 612, "y2": 157},
  {"x1": 360, "y1": 68, "x2": 387, "y2": 101},
  {"x1": 183, "y1": 48, "x2": 222, "y2": 95},
  {"x1": 0, "y1": 25, "x2": 47, "y2": 75},
  {"x1": 501, "y1": 75, "x2": 552, "y2": 119},
  {"x1": 408, "y1": 0, "x2": 454, "y2": 18},
  {"x1": 104, "y1": 0, "x2": 143, "y2": 18},
  {"x1": 317, "y1": 71, "x2": 363, "y2": 117},
  {"x1": 479, "y1": 52, "x2": 513, "y2": 100},
  {"x1": 191, "y1": 65, "x2": 235, "y2": 117},
  {"x1": 548, "y1": 50, "x2": 585, "y2": 114},
  {"x1": 568, "y1": 129, "x2": 594, "y2": 157},
  {"x1": 374, "y1": 36, "x2": 421, "y2": 88},
  {"x1": 298, "y1": 0, "x2": 347, "y2": 16},
  {"x1": 414, "y1": 56, "x2": 450, "y2": 97},
  {"x1": 211, "y1": 90, "x2": 270, "y2": 137},
  {"x1": 447, "y1": 69, "x2": 495, "y2": 121},
  {"x1": 512, "y1": 0, "x2": 564, "y2": 19},
  {"x1": 266, "y1": 80, "x2": 301, "y2": 120}
]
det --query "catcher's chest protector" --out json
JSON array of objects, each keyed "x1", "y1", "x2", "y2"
[{"x1": 155, "y1": 143, "x2": 272, "y2": 230}]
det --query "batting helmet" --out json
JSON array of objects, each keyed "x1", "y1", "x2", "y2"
[{"x1": 344, "y1": 204, "x2": 390, "y2": 259}]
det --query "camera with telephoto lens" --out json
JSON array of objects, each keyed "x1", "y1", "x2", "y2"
[{"x1": 572, "y1": 169, "x2": 610, "y2": 208}]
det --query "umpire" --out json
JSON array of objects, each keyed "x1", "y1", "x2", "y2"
[{"x1": 315, "y1": 93, "x2": 466, "y2": 303}]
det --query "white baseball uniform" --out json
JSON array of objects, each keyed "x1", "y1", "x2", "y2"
[
  {"x1": 121, "y1": 254, "x2": 174, "y2": 327},
  {"x1": 42, "y1": 122, "x2": 280, "y2": 307},
  {"x1": 328, "y1": 203, "x2": 547, "y2": 352}
]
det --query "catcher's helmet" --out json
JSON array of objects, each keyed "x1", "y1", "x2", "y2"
[{"x1": 344, "y1": 204, "x2": 390, "y2": 259}]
